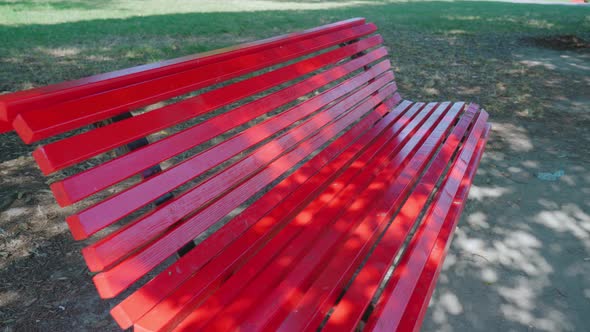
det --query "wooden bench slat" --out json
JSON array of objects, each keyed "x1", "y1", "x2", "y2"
[
  {"x1": 198, "y1": 102, "x2": 464, "y2": 332},
  {"x1": 262, "y1": 102, "x2": 474, "y2": 330},
  {"x1": 387, "y1": 123, "x2": 490, "y2": 332},
  {"x1": 322, "y1": 104, "x2": 479, "y2": 332},
  {"x1": 0, "y1": 18, "x2": 364, "y2": 125},
  {"x1": 81, "y1": 75, "x2": 394, "y2": 274},
  {"x1": 48, "y1": 49, "x2": 390, "y2": 209},
  {"x1": 295, "y1": 105, "x2": 478, "y2": 332},
  {"x1": 364, "y1": 111, "x2": 489, "y2": 332},
  {"x1": 110, "y1": 97, "x2": 409, "y2": 329},
  {"x1": 133, "y1": 99, "x2": 421, "y2": 331},
  {"x1": 69, "y1": 66, "x2": 393, "y2": 244},
  {"x1": 132, "y1": 101, "x2": 441, "y2": 331},
  {"x1": 35, "y1": 37, "x2": 386, "y2": 178},
  {"x1": 91, "y1": 81, "x2": 397, "y2": 299},
  {"x1": 13, "y1": 24, "x2": 377, "y2": 143}
]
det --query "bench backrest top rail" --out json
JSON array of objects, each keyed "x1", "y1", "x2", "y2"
[
  {"x1": 1, "y1": 18, "x2": 370, "y2": 139},
  {"x1": 0, "y1": 17, "x2": 365, "y2": 129}
]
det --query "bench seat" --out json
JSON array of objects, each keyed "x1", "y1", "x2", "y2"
[{"x1": 0, "y1": 18, "x2": 490, "y2": 331}]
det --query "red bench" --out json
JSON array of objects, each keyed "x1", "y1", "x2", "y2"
[{"x1": 1, "y1": 18, "x2": 490, "y2": 331}]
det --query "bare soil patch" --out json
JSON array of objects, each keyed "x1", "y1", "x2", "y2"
[{"x1": 523, "y1": 35, "x2": 590, "y2": 51}]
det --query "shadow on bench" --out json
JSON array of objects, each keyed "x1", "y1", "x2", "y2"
[{"x1": 0, "y1": 18, "x2": 490, "y2": 331}]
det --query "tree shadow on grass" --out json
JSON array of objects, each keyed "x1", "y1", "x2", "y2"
[{"x1": 0, "y1": 1, "x2": 587, "y2": 110}]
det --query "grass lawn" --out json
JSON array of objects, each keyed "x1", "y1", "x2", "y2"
[
  {"x1": 0, "y1": 0, "x2": 588, "y2": 119},
  {"x1": 0, "y1": 1, "x2": 589, "y2": 331}
]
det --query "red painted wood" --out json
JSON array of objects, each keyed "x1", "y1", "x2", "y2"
[
  {"x1": 275, "y1": 108, "x2": 475, "y2": 332},
  {"x1": 322, "y1": 104, "x2": 479, "y2": 332},
  {"x1": 79, "y1": 73, "x2": 393, "y2": 258},
  {"x1": 13, "y1": 24, "x2": 377, "y2": 143},
  {"x1": 0, "y1": 121, "x2": 11, "y2": 134},
  {"x1": 102, "y1": 86, "x2": 398, "y2": 308},
  {"x1": 91, "y1": 82, "x2": 396, "y2": 299},
  {"x1": 110, "y1": 97, "x2": 407, "y2": 329},
  {"x1": 134, "y1": 99, "x2": 424, "y2": 332},
  {"x1": 388, "y1": 123, "x2": 491, "y2": 332},
  {"x1": 213, "y1": 102, "x2": 464, "y2": 332},
  {"x1": 0, "y1": 18, "x2": 364, "y2": 124},
  {"x1": 144, "y1": 101, "x2": 441, "y2": 332},
  {"x1": 365, "y1": 109, "x2": 489, "y2": 332},
  {"x1": 46, "y1": 48, "x2": 390, "y2": 206},
  {"x1": 69, "y1": 67, "x2": 393, "y2": 242},
  {"x1": 35, "y1": 37, "x2": 385, "y2": 177}
]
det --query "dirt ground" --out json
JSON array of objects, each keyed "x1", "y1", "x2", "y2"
[
  {"x1": 421, "y1": 45, "x2": 590, "y2": 331},
  {"x1": 1, "y1": 39, "x2": 589, "y2": 331}
]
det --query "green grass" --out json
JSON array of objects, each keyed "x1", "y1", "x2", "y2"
[{"x1": 0, "y1": 0, "x2": 588, "y2": 118}]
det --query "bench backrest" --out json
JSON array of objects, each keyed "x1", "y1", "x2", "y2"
[
  {"x1": 0, "y1": 18, "x2": 365, "y2": 136},
  {"x1": 1, "y1": 18, "x2": 402, "y2": 328}
]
